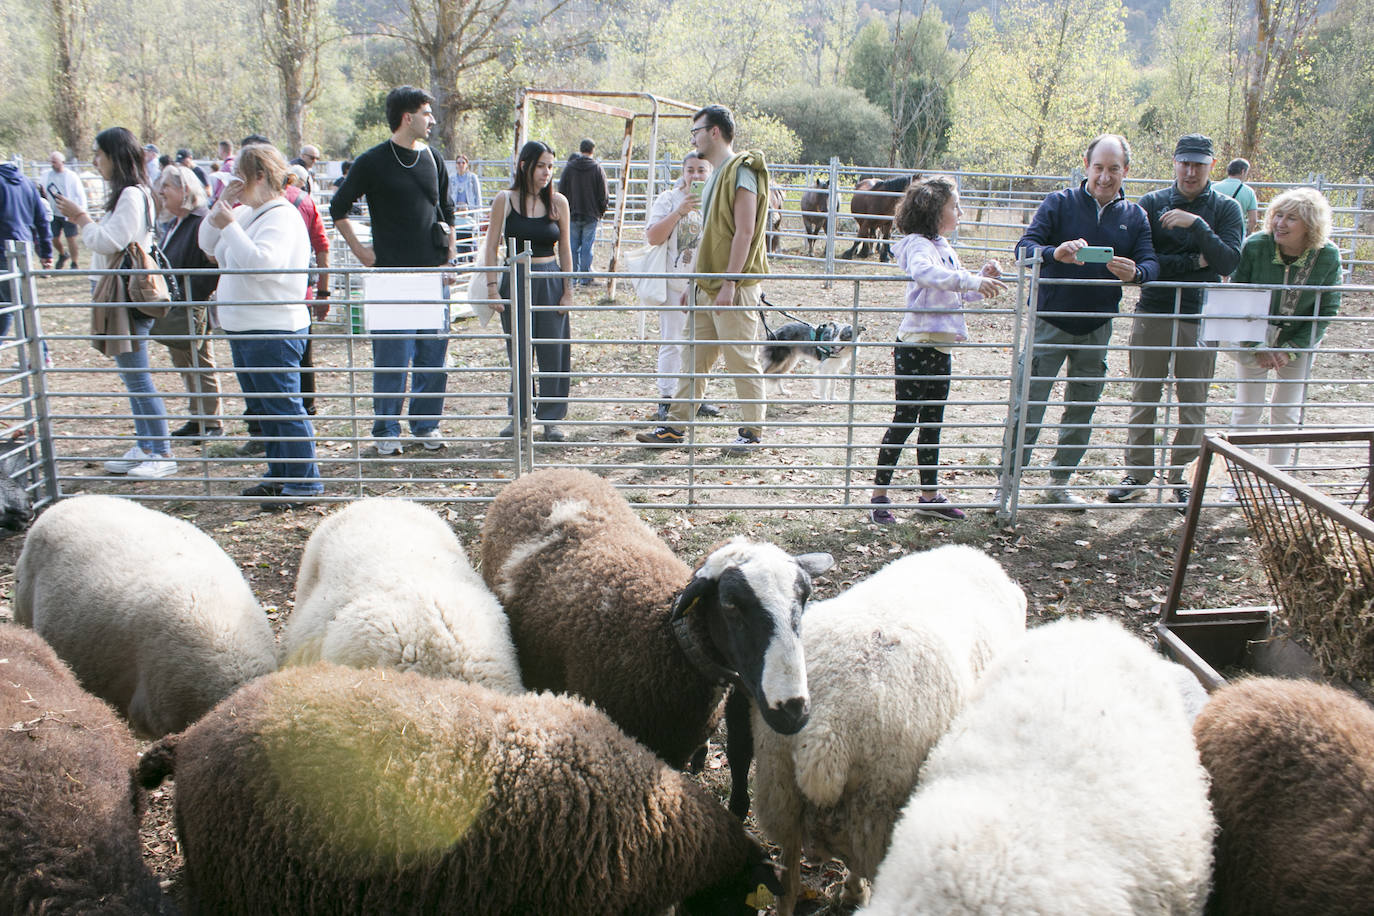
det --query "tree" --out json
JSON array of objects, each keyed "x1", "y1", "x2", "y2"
[
  {"x1": 952, "y1": 0, "x2": 1133, "y2": 173},
  {"x1": 47, "y1": 0, "x2": 96, "y2": 156},
  {"x1": 1237, "y1": 0, "x2": 1321, "y2": 161},
  {"x1": 846, "y1": 11, "x2": 960, "y2": 168},
  {"x1": 256, "y1": 0, "x2": 332, "y2": 154},
  {"x1": 761, "y1": 85, "x2": 889, "y2": 164}
]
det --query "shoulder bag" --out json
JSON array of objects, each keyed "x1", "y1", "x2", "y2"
[{"x1": 466, "y1": 190, "x2": 511, "y2": 327}]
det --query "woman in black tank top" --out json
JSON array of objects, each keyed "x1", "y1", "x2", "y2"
[{"x1": 483, "y1": 140, "x2": 574, "y2": 440}]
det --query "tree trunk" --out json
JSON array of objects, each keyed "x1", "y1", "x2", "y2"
[{"x1": 49, "y1": 0, "x2": 91, "y2": 157}]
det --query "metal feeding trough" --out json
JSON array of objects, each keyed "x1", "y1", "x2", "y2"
[{"x1": 1157, "y1": 431, "x2": 1374, "y2": 694}]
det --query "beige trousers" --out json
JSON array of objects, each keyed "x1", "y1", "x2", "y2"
[{"x1": 666, "y1": 283, "x2": 766, "y2": 437}]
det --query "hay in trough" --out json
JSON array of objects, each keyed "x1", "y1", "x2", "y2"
[{"x1": 1244, "y1": 486, "x2": 1374, "y2": 684}]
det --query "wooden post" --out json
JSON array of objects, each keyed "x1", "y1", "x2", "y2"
[{"x1": 606, "y1": 115, "x2": 635, "y2": 299}]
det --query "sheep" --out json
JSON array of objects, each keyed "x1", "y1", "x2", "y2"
[
  {"x1": 859, "y1": 616, "x2": 1216, "y2": 916},
  {"x1": 0, "y1": 623, "x2": 171, "y2": 915},
  {"x1": 12, "y1": 494, "x2": 277, "y2": 738},
  {"x1": 137, "y1": 663, "x2": 783, "y2": 916},
  {"x1": 281, "y1": 498, "x2": 522, "y2": 693},
  {"x1": 479, "y1": 467, "x2": 833, "y2": 815},
  {"x1": 1194, "y1": 677, "x2": 1374, "y2": 916},
  {"x1": 751, "y1": 545, "x2": 1028, "y2": 915}
]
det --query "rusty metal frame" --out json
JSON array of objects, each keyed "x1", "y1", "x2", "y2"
[
  {"x1": 1158, "y1": 430, "x2": 1374, "y2": 689},
  {"x1": 514, "y1": 89, "x2": 700, "y2": 299}
]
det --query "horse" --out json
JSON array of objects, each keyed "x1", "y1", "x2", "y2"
[
  {"x1": 799, "y1": 179, "x2": 829, "y2": 258},
  {"x1": 766, "y1": 186, "x2": 785, "y2": 254},
  {"x1": 842, "y1": 175, "x2": 913, "y2": 262}
]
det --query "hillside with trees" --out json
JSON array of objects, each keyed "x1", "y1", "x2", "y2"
[{"x1": 2, "y1": 0, "x2": 1366, "y2": 181}]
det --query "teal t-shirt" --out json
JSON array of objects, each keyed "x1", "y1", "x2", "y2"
[
  {"x1": 699, "y1": 158, "x2": 758, "y2": 222},
  {"x1": 1213, "y1": 177, "x2": 1258, "y2": 215}
]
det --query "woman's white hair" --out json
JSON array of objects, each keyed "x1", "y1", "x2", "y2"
[
  {"x1": 1264, "y1": 186, "x2": 1333, "y2": 252},
  {"x1": 159, "y1": 165, "x2": 209, "y2": 211}
]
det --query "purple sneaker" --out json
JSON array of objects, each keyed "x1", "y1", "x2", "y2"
[
  {"x1": 914, "y1": 493, "x2": 966, "y2": 521},
  {"x1": 870, "y1": 495, "x2": 897, "y2": 525}
]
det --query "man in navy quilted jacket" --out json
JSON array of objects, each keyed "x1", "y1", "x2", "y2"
[{"x1": 1008, "y1": 134, "x2": 1159, "y2": 507}]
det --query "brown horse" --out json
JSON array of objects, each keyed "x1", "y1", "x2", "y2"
[
  {"x1": 842, "y1": 175, "x2": 913, "y2": 262},
  {"x1": 799, "y1": 178, "x2": 829, "y2": 258}
]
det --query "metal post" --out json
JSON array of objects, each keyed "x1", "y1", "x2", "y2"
[
  {"x1": 823, "y1": 157, "x2": 840, "y2": 289},
  {"x1": 1001, "y1": 250, "x2": 1042, "y2": 522},
  {"x1": 10, "y1": 241, "x2": 59, "y2": 504}
]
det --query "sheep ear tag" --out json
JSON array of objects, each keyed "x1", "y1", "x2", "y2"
[{"x1": 745, "y1": 884, "x2": 775, "y2": 910}]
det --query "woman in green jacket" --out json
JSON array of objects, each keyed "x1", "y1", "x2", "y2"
[{"x1": 1229, "y1": 187, "x2": 1342, "y2": 468}]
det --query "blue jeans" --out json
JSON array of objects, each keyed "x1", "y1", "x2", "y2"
[
  {"x1": 1009, "y1": 317, "x2": 1112, "y2": 479},
  {"x1": 229, "y1": 330, "x2": 322, "y2": 495},
  {"x1": 371, "y1": 328, "x2": 449, "y2": 438},
  {"x1": 113, "y1": 314, "x2": 171, "y2": 456},
  {"x1": 569, "y1": 217, "x2": 599, "y2": 280}
]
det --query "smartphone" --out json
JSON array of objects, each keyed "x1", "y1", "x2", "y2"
[
  {"x1": 1074, "y1": 245, "x2": 1114, "y2": 264},
  {"x1": 211, "y1": 175, "x2": 244, "y2": 205},
  {"x1": 46, "y1": 183, "x2": 63, "y2": 200},
  {"x1": 690, "y1": 180, "x2": 705, "y2": 197}
]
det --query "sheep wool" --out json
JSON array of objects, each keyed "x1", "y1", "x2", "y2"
[
  {"x1": 283, "y1": 498, "x2": 522, "y2": 693},
  {"x1": 860, "y1": 616, "x2": 1216, "y2": 916},
  {"x1": 752, "y1": 545, "x2": 1027, "y2": 915},
  {"x1": 139, "y1": 664, "x2": 779, "y2": 916},
  {"x1": 12, "y1": 494, "x2": 277, "y2": 737},
  {"x1": 1195, "y1": 677, "x2": 1374, "y2": 916},
  {"x1": 479, "y1": 468, "x2": 718, "y2": 765},
  {"x1": 0, "y1": 624, "x2": 170, "y2": 915}
]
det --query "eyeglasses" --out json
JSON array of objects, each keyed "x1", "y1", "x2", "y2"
[{"x1": 690, "y1": 126, "x2": 710, "y2": 137}]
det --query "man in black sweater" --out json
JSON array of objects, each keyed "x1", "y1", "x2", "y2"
[
  {"x1": 557, "y1": 138, "x2": 609, "y2": 285},
  {"x1": 331, "y1": 85, "x2": 455, "y2": 456},
  {"x1": 1108, "y1": 133, "x2": 1244, "y2": 507}
]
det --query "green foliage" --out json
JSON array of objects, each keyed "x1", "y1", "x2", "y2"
[
  {"x1": 845, "y1": 15, "x2": 956, "y2": 167},
  {"x1": 759, "y1": 85, "x2": 889, "y2": 164},
  {"x1": 732, "y1": 112, "x2": 803, "y2": 163},
  {"x1": 951, "y1": 0, "x2": 1134, "y2": 173}
]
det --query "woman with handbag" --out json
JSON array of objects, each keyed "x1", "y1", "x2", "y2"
[
  {"x1": 1228, "y1": 187, "x2": 1343, "y2": 468},
  {"x1": 56, "y1": 126, "x2": 176, "y2": 479},
  {"x1": 199, "y1": 143, "x2": 321, "y2": 510},
  {"x1": 153, "y1": 164, "x2": 224, "y2": 443},
  {"x1": 483, "y1": 140, "x2": 574, "y2": 442}
]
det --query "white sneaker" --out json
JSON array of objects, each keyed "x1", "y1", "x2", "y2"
[
  {"x1": 417, "y1": 429, "x2": 445, "y2": 451},
  {"x1": 127, "y1": 458, "x2": 177, "y2": 479},
  {"x1": 375, "y1": 438, "x2": 404, "y2": 456},
  {"x1": 104, "y1": 445, "x2": 151, "y2": 474}
]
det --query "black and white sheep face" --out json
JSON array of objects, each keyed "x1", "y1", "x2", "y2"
[{"x1": 676, "y1": 540, "x2": 834, "y2": 736}]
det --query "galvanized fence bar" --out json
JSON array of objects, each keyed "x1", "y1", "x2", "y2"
[{"x1": 7, "y1": 245, "x2": 1374, "y2": 521}]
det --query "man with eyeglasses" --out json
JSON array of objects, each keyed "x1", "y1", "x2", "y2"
[
  {"x1": 637, "y1": 104, "x2": 771, "y2": 457},
  {"x1": 290, "y1": 145, "x2": 322, "y2": 194},
  {"x1": 1108, "y1": 133, "x2": 1243, "y2": 508}
]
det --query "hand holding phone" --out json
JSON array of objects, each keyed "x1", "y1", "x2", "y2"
[{"x1": 690, "y1": 180, "x2": 704, "y2": 196}]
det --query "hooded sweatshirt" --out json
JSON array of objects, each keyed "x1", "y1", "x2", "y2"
[
  {"x1": 0, "y1": 164, "x2": 53, "y2": 262},
  {"x1": 557, "y1": 154, "x2": 609, "y2": 222}
]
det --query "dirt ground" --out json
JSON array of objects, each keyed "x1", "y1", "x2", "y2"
[{"x1": 1, "y1": 237, "x2": 1367, "y2": 911}]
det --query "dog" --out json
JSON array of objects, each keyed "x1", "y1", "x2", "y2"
[{"x1": 761, "y1": 319, "x2": 859, "y2": 401}]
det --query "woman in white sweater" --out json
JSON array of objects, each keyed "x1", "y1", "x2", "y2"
[
  {"x1": 198, "y1": 143, "x2": 320, "y2": 510},
  {"x1": 56, "y1": 126, "x2": 176, "y2": 479}
]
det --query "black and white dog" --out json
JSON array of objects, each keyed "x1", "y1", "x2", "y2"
[{"x1": 760, "y1": 318, "x2": 860, "y2": 400}]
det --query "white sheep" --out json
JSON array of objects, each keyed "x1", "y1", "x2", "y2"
[
  {"x1": 751, "y1": 544, "x2": 1027, "y2": 914},
  {"x1": 12, "y1": 494, "x2": 277, "y2": 737},
  {"x1": 860, "y1": 616, "x2": 1216, "y2": 916},
  {"x1": 282, "y1": 498, "x2": 522, "y2": 693}
]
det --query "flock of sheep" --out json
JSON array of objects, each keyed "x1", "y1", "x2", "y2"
[{"x1": 2, "y1": 469, "x2": 1372, "y2": 915}]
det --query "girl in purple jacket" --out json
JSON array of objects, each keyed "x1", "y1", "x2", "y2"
[{"x1": 870, "y1": 176, "x2": 1007, "y2": 524}]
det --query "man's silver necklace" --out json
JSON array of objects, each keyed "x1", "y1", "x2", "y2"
[{"x1": 391, "y1": 141, "x2": 424, "y2": 169}]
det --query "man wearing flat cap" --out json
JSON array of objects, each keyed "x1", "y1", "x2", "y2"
[{"x1": 1108, "y1": 133, "x2": 1244, "y2": 508}]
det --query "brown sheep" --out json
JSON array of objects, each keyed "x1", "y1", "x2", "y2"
[
  {"x1": 479, "y1": 468, "x2": 832, "y2": 816},
  {"x1": 0, "y1": 623, "x2": 170, "y2": 915},
  {"x1": 138, "y1": 664, "x2": 780, "y2": 915},
  {"x1": 1194, "y1": 677, "x2": 1374, "y2": 916}
]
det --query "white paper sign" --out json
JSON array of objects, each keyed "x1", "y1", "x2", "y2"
[
  {"x1": 1201, "y1": 287, "x2": 1271, "y2": 344},
  {"x1": 362, "y1": 273, "x2": 447, "y2": 331}
]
